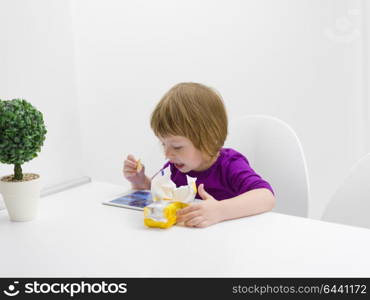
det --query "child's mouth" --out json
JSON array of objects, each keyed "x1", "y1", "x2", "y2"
[{"x1": 174, "y1": 163, "x2": 185, "y2": 169}]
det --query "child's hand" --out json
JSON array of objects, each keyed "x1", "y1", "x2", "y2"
[
  {"x1": 176, "y1": 184, "x2": 222, "y2": 228},
  {"x1": 123, "y1": 154, "x2": 148, "y2": 189}
]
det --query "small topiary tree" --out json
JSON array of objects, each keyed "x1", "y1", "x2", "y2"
[{"x1": 0, "y1": 99, "x2": 47, "y2": 181}]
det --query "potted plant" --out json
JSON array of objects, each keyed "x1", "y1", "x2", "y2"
[{"x1": 0, "y1": 99, "x2": 47, "y2": 221}]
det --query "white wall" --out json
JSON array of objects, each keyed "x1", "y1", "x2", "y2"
[
  {"x1": 68, "y1": 0, "x2": 366, "y2": 219},
  {"x1": 0, "y1": 0, "x2": 86, "y2": 208},
  {"x1": 3, "y1": 1, "x2": 365, "y2": 220}
]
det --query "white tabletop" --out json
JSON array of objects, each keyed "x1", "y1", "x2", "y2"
[{"x1": 1, "y1": 181, "x2": 370, "y2": 277}]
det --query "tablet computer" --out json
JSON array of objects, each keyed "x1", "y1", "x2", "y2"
[{"x1": 102, "y1": 190, "x2": 153, "y2": 211}]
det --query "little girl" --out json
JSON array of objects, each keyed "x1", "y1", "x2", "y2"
[{"x1": 123, "y1": 82, "x2": 275, "y2": 228}]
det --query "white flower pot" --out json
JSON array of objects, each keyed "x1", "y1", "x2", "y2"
[{"x1": 0, "y1": 174, "x2": 41, "y2": 221}]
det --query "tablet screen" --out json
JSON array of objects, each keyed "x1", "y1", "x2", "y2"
[{"x1": 110, "y1": 190, "x2": 152, "y2": 208}]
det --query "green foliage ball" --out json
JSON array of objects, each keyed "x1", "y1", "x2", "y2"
[{"x1": 0, "y1": 99, "x2": 47, "y2": 165}]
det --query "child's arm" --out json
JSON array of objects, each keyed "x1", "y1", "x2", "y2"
[
  {"x1": 217, "y1": 188, "x2": 275, "y2": 221},
  {"x1": 132, "y1": 175, "x2": 151, "y2": 190},
  {"x1": 177, "y1": 184, "x2": 275, "y2": 228},
  {"x1": 123, "y1": 155, "x2": 152, "y2": 190}
]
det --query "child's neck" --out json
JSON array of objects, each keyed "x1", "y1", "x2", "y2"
[{"x1": 193, "y1": 151, "x2": 220, "y2": 172}]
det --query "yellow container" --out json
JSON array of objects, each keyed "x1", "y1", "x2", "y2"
[{"x1": 144, "y1": 202, "x2": 188, "y2": 229}]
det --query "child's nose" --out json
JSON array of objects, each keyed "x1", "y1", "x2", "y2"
[{"x1": 164, "y1": 148, "x2": 174, "y2": 159}]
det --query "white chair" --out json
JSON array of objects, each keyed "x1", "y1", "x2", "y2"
[
  {"x1": 0, "y1": 194, "x2": 4, "y2": 210},
  {"x1": 225, "y1": 115, "x2": 310, "y2": 217},
  {"x1": 322, "y1": 153, "x2": 370, "y2": 229}
]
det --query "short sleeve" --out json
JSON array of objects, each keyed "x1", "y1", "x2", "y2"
[{"x1": 227, "y1": 156, "x2": 274, "y2": 196}]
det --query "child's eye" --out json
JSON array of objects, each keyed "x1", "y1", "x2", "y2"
[{"x1": 173, "y1": 146, "x2": 183, "y2": 150}]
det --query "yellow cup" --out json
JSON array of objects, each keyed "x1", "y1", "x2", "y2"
[{"x1": 144, "y1": 202, "x2": 188, "y2": 229}]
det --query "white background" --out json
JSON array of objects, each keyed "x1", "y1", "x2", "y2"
[
  {"x1": 0, "y1": 0, "x2": 85, "y2": 198},
  {"x1": 1, "y1": 0, "x2": 369, "y2": 219}
]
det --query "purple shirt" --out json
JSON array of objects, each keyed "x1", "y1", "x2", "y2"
[{"x1": 162, "y1": 148, "x2": 273, "y2": 200}]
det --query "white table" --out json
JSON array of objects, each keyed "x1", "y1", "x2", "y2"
[{"x1": 1, "y1": 181, "x2": 370, "y2": 277}]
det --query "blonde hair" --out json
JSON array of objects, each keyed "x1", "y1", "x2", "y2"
[{"x1": 150, "y1": 82, "x2": 228, "y2": 158}]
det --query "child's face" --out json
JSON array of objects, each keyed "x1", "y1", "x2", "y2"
[{"x1": 159, "y1": 135, "x2": 213, "y2": 173}]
